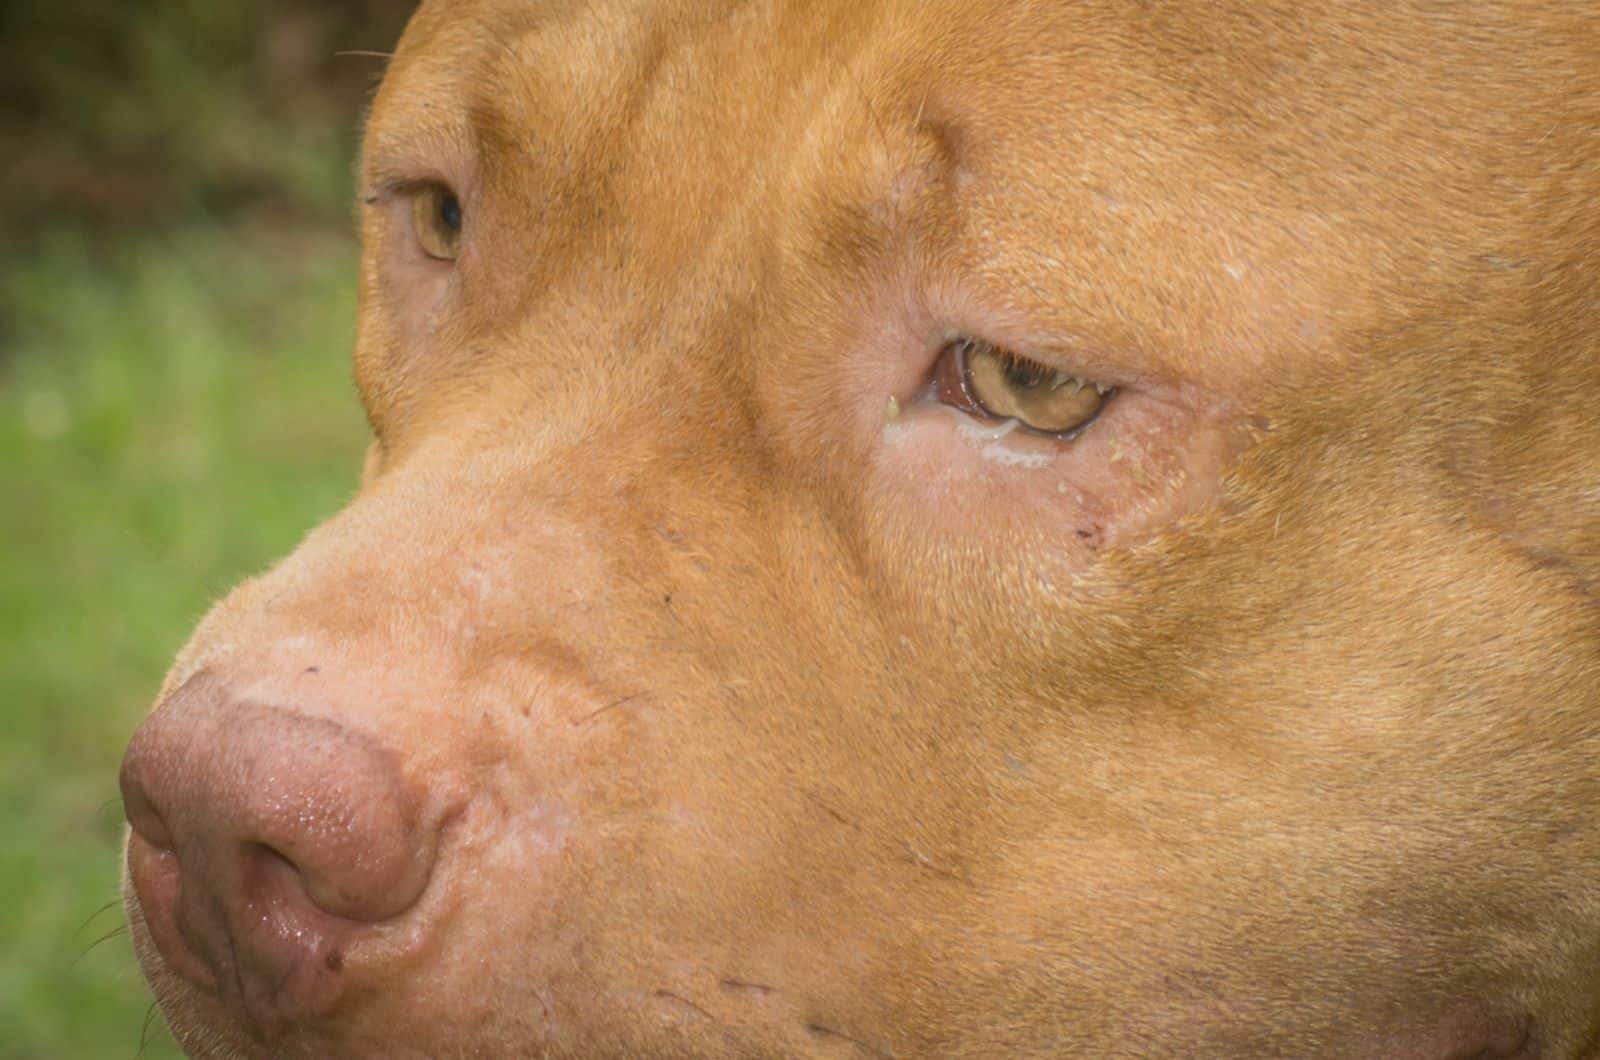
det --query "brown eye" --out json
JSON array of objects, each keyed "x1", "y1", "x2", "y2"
[
  {"x1": 934, "y1": 338, "x2": 1113, "y2": 437},
  {"x1": 410, "y1": 183, "x2": 463, "y2": 261}
]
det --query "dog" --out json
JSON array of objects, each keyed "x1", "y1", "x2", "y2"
[{"x1": 119, "y1": 0, "x2": 1600, "y2": 1055}]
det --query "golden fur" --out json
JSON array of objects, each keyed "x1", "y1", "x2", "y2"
[{"x1": 127, "y1": 1, "x2": 1600, "y2": 1056}]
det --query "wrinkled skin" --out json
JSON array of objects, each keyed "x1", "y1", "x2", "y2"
[{"x1": 119, "y1": 1, "x2": 1600, "y2": 1056}]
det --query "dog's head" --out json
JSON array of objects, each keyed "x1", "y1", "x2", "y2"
[{"x1": 122, "y1": 1, "x2": 1600, "y2": 1056}]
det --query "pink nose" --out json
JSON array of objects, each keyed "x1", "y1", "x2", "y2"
[{"x1": 119, "y1": 670, "x2": 438, "y2": 1036}]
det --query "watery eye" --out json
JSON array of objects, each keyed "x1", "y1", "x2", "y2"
[
  {"x1": 934, "y1": 338, "x2": 1113, "y2": 437},
  {"x1": 410, "y1": 183, "x2": 463, "y2": 261}
]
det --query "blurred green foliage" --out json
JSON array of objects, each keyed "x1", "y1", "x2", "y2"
[{"x1": 1, "y1": 2, "x2": 413, "y2": 1055}]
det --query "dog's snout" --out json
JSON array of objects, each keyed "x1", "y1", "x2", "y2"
[{"x1": 119, "y1": 670, "x2": 439, "y2": 1030}]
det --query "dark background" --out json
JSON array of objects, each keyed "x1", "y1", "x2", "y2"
[
  {"x1": 1, "y1": 2, "x2": 415, "y2": 1055},
  {"x1": 3, "y1": 0, "x2": 414, "y2": 238}
]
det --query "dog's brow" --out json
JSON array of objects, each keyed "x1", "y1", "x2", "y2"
[
  {"x1": 909, "y1": 91, "x2": 967, "y2": 171},
  {"x1": 360, "y1": 116, "x2": 478, "y2": 195}
]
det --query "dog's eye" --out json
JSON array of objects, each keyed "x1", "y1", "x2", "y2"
[
  {"x1": 410, "y1": 183, "x2": 463, "y2": 261},
  {"x1": 934, "y1": 338, "x2": 1113, "y2": 437}
]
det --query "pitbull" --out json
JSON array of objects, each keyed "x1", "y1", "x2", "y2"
[{"x1": 119, "y1": 0, "x2": 1600, "y2": 1056}]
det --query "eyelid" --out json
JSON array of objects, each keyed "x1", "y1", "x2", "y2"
[
  {"x1": 360, "y1": 116, "x2": 476, "y2": 195},
  {"x1": 362, "y1": 177, "x2": 453, "y2": 206},
  {"x1": 921, "y1": 292, "x2": 1145, "y2": 390}
]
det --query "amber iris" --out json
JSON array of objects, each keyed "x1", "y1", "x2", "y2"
[
  {"x1": 936, "y1": 339, "x2": 1112, "y2": 437},
  {"x1": 411, "y1": 184, "x2": 463, "y2": 261}
]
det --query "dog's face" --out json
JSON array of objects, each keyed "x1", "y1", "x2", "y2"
[{"x1": 121, "y1": 1, "x2": 1600, "y2": 1056}]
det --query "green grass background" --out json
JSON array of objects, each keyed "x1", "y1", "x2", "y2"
[
  {"x1": 1, "y1": 3, "x2": 412, "y2": 1055},
  {"x1": 0, "y1": 229, "x2": 367, "y2": 1059}
]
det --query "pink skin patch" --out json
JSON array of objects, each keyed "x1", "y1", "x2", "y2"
[{"x1": 841, "y1": 290, "x2": 1258, "y2": 565}]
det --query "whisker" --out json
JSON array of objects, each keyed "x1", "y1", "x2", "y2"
[
  {"x1": 134, "y1": 1001, "x2": 163, "y2": 1058},
  {"x1": 73, "y1": 923, "x2": 130, "y2": 967},
  {"x1": 75, "y1": 898, "x2": 125, "y2": 938}
]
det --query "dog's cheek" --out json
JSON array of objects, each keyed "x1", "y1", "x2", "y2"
[{"x1": 862, "y1": 385, "x2": 1257, "y2": 560}]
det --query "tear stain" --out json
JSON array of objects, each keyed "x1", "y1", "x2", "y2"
[
  {"x1": 955, "y1": 414, "x2": 1020, "y2": 443},
  {"x1": 980, "y1": 444, "x2": 1051, "y2": 469}
]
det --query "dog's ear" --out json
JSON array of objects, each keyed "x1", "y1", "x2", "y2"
[{"x1": 360, "y1": 440, "x2": 385, "y2": 491}]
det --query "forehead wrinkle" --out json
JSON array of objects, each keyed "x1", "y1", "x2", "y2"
[
  {"x1": 365, "y1": 0, "x2": 587, "y2": 192},
  {"x1": 792, "y1": 88, "x2": 972, "y2": 291},
  {"x1": 362, "y1": 116, "x2": 478, "y2": 195},
  {"x1": 465, "y1": 2, "x2": 664, "y2": 125}
]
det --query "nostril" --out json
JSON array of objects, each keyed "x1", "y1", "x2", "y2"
[
  {"x1": 120, "y1": 723, "x2": 171, "y2": 851},
  {"x1": 121, "y1": 785, "x2": 173, "y2": 852},
  {"x1": 243, "y1": 840, "x2": 378, "y2": 925},
  {"x1": 235, "y1": 760, "x2": 434, "y2": 923}
]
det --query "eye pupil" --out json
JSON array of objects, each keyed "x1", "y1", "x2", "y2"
[
  {"x1": 1000, "y1": 354, "x2": 1047, "y2": 390},
  {"x1": 438, "y1": 193, "x2": 461, "y2": 233},
  {"x1": 410, "y1": 185, "x2": 463, "y2": 261}
]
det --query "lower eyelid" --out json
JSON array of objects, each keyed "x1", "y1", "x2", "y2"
[
  {"x1": 868, "y1": 384, "x2": 1251, "y2": 561},
  {"x1": 941, "y1": 406, "x2": 1084, "y2": 448}
]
